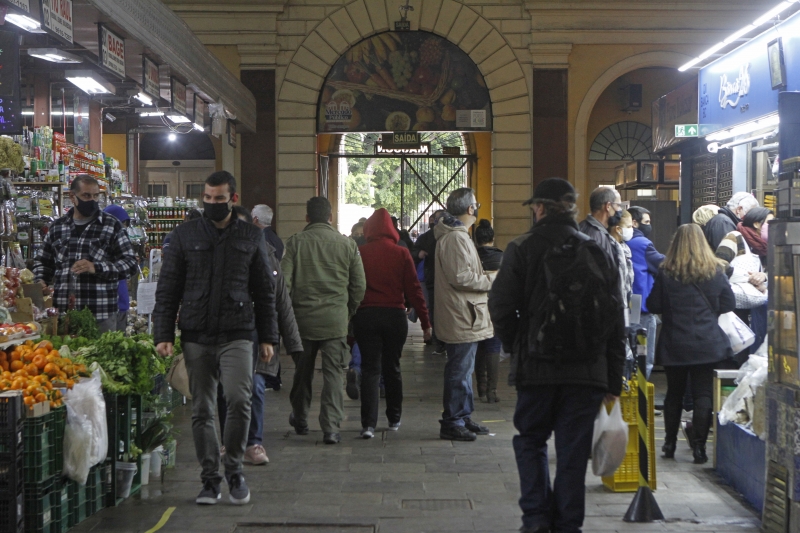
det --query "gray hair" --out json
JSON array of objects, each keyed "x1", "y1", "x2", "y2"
[
  {"x1": 251, "y1": 204, "x2": 273, "y2": 225},
  {"x1": 726, "y1": 192, "x2": 759, "y2": 215},
  {"x1": 589, "y1": 187, "x2": 618, "y2": 213},
  {"x1": 446, "y1": 188, "x2": 476, "y2": 216}
]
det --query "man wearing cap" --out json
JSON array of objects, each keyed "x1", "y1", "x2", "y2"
[{"x1": 489, "y1": 178, "x2": 625, "y2": 533}]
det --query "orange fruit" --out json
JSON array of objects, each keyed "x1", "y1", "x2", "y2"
[
  {"x1": 11, "y1": 378, "x2": 24, "y2": 390},
  {"x1": 0, "y1": 361, "x2": 7, "y2": 372},
  {"x1": 65, "y1": 379, "x2": 74, "y2": 389},
  {"x1": 35, "y1": 341, "x2": 53, "y2": 352},
  {"x1": 10, "y1": 360, "x2": 22, "y2": 371},
  {"x1": 43, "y1": 363, "x2": 58, "y2": 376},
  {"x1": 32, "y1": 354, "x2": 45, "y2": 370},
  {"x1": 9, "y1": 351, "x2": 20, "y2": 362},
  {"x1": 0, "y1": 351, "x2": 6, "y2": 361},
  {"x1": 23, "y1": 363, "x2": 37, "y2": 376},
  {"x1": 23, "y1": 396, "x2": 34, "y2": 406},
  {"x1": 34, "y1": 393, "x2": 46, "y2": 403},
  {"x1": 24, "y1": 340, "x2": 33, "y2": 347}
]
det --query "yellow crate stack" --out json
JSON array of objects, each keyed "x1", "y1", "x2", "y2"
[{"x1": 602, "y1": 382, "x2": 657, "y2": 492}]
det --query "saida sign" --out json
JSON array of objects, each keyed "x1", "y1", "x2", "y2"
[{"x1": 675, "y1": 124, "x2": 698, "y2": 138}]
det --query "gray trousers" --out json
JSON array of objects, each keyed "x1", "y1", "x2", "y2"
[
  {"x1": 184, "y1": 340, "x2": 253, "y2": 484},
  {"x1": 289, "y1": 337, "x2": 348, "y2": 434}
]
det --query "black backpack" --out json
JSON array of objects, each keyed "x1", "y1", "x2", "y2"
[{"x1": 530, "y1": 227, "x2": 618, "y2": 363}]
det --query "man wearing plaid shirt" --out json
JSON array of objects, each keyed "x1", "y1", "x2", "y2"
[{"x1": 33, "y1": 175, "x2": 138, "y2": 332}]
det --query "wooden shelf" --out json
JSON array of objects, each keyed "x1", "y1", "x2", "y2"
[{"x1": 10, "y1": 182, "x2": 66, "y2": 186}]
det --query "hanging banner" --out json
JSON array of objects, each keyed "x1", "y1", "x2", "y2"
[
  {"x1": 193, "y1": 95, "x2": 207, "y2": 128},
  {"x1": 651, "y1": 79, "x2": 698, "y2": 153},
  {"x1": 142, "y1": 56, "x2": 160, "y2": 100},
  {"x1": 318, "y1": 31, "x2": 492, "y2": 132},
  {"x1": 0, "y1": 30, "x2": 22, "y2": 135},
  {"x1": 40, "y1": 0, "x2": 73, "y2": 44},
  {"x1": 99, "y1": 24, "x2": 125, "y2": 78},
  {"x1": 73, "y1": 94, "x2": 89, "y2": 146},
  {"x1": 171, "y1": 77, "x2": 186, "y2": 116},
  {"x1": 3, "y1": 0, "x2": 30, "y2": 13}
]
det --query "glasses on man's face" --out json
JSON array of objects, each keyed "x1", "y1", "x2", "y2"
[{"x1": 473, "y1": 203, "x2": 481, "y2": 210}]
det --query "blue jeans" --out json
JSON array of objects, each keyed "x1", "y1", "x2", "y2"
[
  {"x1": 349, "y1": 342, "x2": 361, "y2": 370},
  {"x1": 513, "y1": 385, "x2": 605, "y2": 532},
  {"x1": 441, "y1": 342, "x2": 478, "y2": 429},
  {"x1": 640, "y1": 312, "x2": 657, "y2": 379},
  {"x1": 248, "y1": 372, "x2": 266, "y2": 446}
]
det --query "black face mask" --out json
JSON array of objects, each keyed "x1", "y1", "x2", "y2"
[
  {"x1": 74, "y1": 196, "x2": 98, "y2": 218},
  {"x1": 640, "y1": 223, "x2": 653, "y2": 238},
  {"x1": 607, "y1": 209, "x2": 622, "y2": 228},
  {"x1": 203, "y1": 201, "x2": 231, "y2": 222}
]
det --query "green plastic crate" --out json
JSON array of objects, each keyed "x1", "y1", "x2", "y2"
[
  {"x1": 23, "y1": 478, "x2": 55, "y2": 533},
  {"x1": 50, "y1": 408, "x2": 66, "y2": 475},
  {"x1": 85, "y1": 464, "x2": 104, "y2": 516},
  {"x1": 22, "y1": 414, "x2": 53, "y2": 484},
  {"x1": 67, "y1": 480, "x2": 86, "y2": 527},
  {"x1": 52, "y1": 479, "x2": 70, "y2": 533}
]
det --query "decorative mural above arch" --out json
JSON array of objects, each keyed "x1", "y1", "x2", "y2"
[
  {"x1": 318, "y1": 31, "x2": 492, "y2": 133},
  {"x1": 589, "y1": 121, "x2": 653, "y2": 161}
]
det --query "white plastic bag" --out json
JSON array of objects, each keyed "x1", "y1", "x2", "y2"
[
  {"x1": 591, "y1": 400, "x2": 628, "y2": 477},
  {"x1": 63, "y1": 370, "x2": 108, "y2": 484}
]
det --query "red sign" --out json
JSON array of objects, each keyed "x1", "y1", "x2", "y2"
[{"x1": 99, "y1": 24, "x2": 125, "y2": 78}]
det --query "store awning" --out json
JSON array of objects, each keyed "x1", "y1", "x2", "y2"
[{"x1": 79, "y1": 0, "x2": 256, "y2": 132}]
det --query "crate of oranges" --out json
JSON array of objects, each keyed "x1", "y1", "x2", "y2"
[{"x1": 0, "y1": 340, "x2": 88, "y2": 410}]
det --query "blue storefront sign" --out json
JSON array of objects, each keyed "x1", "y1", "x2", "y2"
[{"x1": 699, "y1": 10, "x2": 800, "y2": 136}]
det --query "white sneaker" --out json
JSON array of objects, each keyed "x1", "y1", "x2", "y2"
[
  {"x1": 244, "y1": 444, "x2": 269, "y2": 465},
  {"x1": 388, "y1": 421, "x2": 401, "y2": 431},
  {"x1": 361, "y1": 427, "x2": 375, "y2": 439}
]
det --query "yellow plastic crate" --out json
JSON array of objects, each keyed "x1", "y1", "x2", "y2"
[{"x1": 601, "y1": 382, "x2": 657, "y2": 492}]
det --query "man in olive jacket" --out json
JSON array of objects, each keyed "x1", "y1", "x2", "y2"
[
  {"x1": 282, "y1": 197, "x2": 366, "y2": 444},
  {"x1": 435, "y1": 188, "x2": 496, "y2": 442},
  {"x1": 488, "y1": 178, "x2": 625, "y2": 533}
]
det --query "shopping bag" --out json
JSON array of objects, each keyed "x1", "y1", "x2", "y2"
[
  {"x1": 167, "y1": 353, "x2": 192, "y2": 400},
  {"x1": 718, "y1": 311, "x2": 756, "y2": 353},
  {"x1": 591, "y1": 400, "x2": 628, "y2": 477}
]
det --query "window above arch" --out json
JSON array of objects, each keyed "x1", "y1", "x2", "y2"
[{"x1": 589, "y1": 121, "x2": 653, "y2": 161}]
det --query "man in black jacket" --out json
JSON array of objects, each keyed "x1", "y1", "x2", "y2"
[
  {"x1": 579, "y1": 186, "x2": 621, "y2": 268},
  {"x1": 703, "y1": 191, "x2": 759, "y2": 250},
  {"x1": 411, "y1": 209, "x2": 446, "y2": 352},
  {"x1": 154, "y1": 171, "x2": 278, "y2": 507},
  {"x1": 489, "y1": 178, "x2": 625, "y2": 533}
]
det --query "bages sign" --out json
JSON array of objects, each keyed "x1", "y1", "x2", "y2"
[{"x1": 99, "y1": 24, "x2": 125, "y2": 78}]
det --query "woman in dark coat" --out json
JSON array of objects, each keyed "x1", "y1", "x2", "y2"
[
  {"x1": 646, "y1": 224, "x2": 735, "y2": 464},
  {"x1": 473, "y1": 220, "x2": 503, "y2": 402}
]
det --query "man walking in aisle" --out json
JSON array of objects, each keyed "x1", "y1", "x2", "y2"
[
  {"x1": 282, "y1": 197, "x2": 366, "y2": 444},
  {"x1": 153, "y1": 171, "x2": 278, "y2": 506},
  {"x1": 489, "y1": 178, "x2": 625, "y2": 533},
  {"x1": 435, "y1": 189, "x2": 496, "y2": 442}
]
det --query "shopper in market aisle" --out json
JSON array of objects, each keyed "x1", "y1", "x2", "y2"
[
  {"x1": 488, "y1": 178, "x2": 625, "y2": 533},
  {"x1": 34, "y1": 175, "x2": 138, "y2": 333},
  {"x1": 282, "y1": 196, "x2": 366, "y2": 445},
  {"x1": 627, "y1": 206, "x2": 665, "y2": 379},
  {"x1": 153, "y1": 171, "x2": 279, "y2": 506},
  {"x1": 434, "y1": 189, "x2": 496, "y2": 442},
  {"x1": 102, "y1": 204, "x2": 134, "y2": 332},
  {"x1": 411, "y1": 209, "x2": 447, "y2": 352},
  {"x1": 473, "y1": 219, "x2": 504, "y2": 403},
  {"x1": 354, "y1": 208, "x2": 431, "y2": 438},
  {"x1": 647, "y1": 224, "x2": 735, "y2": 466},
  {"x1": 251, "y1": 204, "x2": 284, "y2": 260},
  {"x1": 703, "y1": 191, "x2": 759, "y2": 250}
]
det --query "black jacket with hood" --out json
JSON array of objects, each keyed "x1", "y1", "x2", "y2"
[
  {"x1": 488, "y1": 214, "x2": 625, "y2": 395},
  {"x1": 703, "y1": 207, "x2": 739, "y2": 251}
]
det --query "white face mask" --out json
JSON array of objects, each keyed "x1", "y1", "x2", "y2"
[{"x1": 622, "y1": 227, "x2": 634, "y2": 241}]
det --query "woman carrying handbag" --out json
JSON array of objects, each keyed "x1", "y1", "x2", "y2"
[{"x1": 646, "y1": 224, "x2": 736, "y2": 464}]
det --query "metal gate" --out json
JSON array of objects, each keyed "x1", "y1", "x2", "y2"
[{"x1": 331, "y1": 133, "x2": 474, "y2": 236}]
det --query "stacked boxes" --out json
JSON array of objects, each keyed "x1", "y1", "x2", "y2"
[{"x1": 0, "y1": 392, "x2": 24, "y2": 533}]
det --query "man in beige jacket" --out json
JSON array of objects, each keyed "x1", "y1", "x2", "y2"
[{"x1": 434, "y1": 188, "x2": 497, "y2": 441}]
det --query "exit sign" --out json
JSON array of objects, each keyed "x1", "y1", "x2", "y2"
[{"x1": 675, "y1": 124, "x2": 698, "y2": 137}]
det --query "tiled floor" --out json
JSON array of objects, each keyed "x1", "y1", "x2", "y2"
[{"x1": 70, "y1": 325, "x2": 761, "y2": 533}]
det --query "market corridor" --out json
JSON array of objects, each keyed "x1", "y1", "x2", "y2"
[{"x1": 70, "y1": 325, "x2": 761, "y2": 533}]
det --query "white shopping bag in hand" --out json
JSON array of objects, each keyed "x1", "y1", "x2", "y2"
[{"x1": 591, "y1": 400, "x2": 628, "y2": 477}]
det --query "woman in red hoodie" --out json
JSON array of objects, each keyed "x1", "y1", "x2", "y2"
[{"x1": 355, "y1": 208, "x2": 432, "y2": 438}]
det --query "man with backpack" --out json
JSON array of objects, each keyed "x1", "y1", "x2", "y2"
[{"x1": 489, "y1": 178, "x2": 625, "y2": 533}]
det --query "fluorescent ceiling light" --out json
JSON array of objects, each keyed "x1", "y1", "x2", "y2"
[
  {"x1": 21, "y1": 110, "x2": 33, "y2": 116},
  {"x1": 706, "y1": 114, "x2": 780, "y2": 141},
  {"x1": 193, "y1": 122, "x2": 205, "y2": 132},
  {"x1": 6, "y1": 14, "x2": 46, "y2": 33},
  {"x1": 167, "y1": 114, "x2": 191, "y2": 124},
  {"x1": 679, "y1": 1, "x2": 797, "y2": 71},
  {"x1": 138, "y1": 111, "x2": 164, "y2": 117},
  {"x1": 65, "y1": 70, "x2": 115, "y2": 95},
  {"x1": 135, "y1": 92, "x2": 153, "y2": 105},
  {"x1": 27, "y1": 48, "x2": 82, "y2": 64}
]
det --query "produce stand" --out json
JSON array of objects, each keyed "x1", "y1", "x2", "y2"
[{"x1": 104, "y1": 394, "x2": 142, "y2": 507}]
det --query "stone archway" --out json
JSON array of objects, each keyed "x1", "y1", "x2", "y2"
[
  {"x1": 573, "y1": 51, "x2": 692, "y2": 208},
  {"x1": 276, "y1": 0, "x2": 532, "y2": 244}
]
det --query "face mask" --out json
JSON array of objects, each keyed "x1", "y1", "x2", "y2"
[
  {"x1": 622, "y1": 226, "x2": 634, "y2": 241},
  {"x1": 607, "y1": 209, "x2": 622, "y2": 228},
  {"x1": 203, "y1": 201, "x2": 231, "y2": 222},
  {"x1": 74, "y1": 196, "x2": 98, "y2": 217},
  {"x1": 640, "y1": 223, "x2": 653, "y2": 238},
  {"x1": 761, "y1": 223, "x2": 769, "y2": 242}
]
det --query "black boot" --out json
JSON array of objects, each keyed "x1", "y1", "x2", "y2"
[
  {"x1": 692, "y1": 443, "x2": 708, "y2": 464},
  {"x1": 486, "y1": 352, "x2": 500, "y2": 402},
  {"x1": 662, "y1": 441, "x2": 676, "y2": 459}
]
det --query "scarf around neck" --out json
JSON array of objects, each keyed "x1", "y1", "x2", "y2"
[{"x1": 737, "y1": 222, "x2": 767, "y2": 258}]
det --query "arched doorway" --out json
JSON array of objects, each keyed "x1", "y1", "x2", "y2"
[{"x1": 276, "y1": 0, "x2": 531, "y2": 246}]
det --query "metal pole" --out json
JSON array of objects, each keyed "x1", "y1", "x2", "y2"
[
  {"x1": 623, "y1": 327, "x2": 664, "y2": 522},
  {"x1": 400, "y1": 157, "x2": 405, "y2": 227}
]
